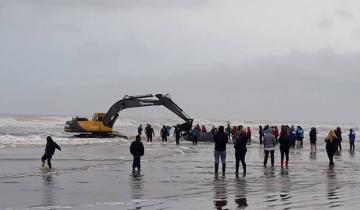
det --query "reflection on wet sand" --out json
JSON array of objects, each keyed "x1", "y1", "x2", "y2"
[
  {"x1": 235, "y1": 177, "x2": 248, "y2": 209},
  {"x1": 42, "y1": 173, "x2": 55, "y2": 207},
  {"x1": 213, "y1": 176, "x2": 228, "y2": 210},
  {"x1": 131, "y1": 171, "x2": 144, "y2": 200},
  {"x1": 327, "y1": 168, "x2": 342, "y2": 208}
]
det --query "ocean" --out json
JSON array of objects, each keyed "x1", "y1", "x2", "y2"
[{"x1": 0, "y1": 114, "x2": 359, "y2": 209}]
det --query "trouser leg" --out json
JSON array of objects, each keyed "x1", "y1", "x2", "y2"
[
  {"x1": 240, "y1": 152, "x2": 246, "y2": 173},
  {"x1": 47, "y1": 156, "x2": 52, "y2": 169},
  {"x1": 214, "y1": 151, "x2": 219, "y2": 173},
  {"x1": 280, "y1": 149, "x2": 284, "y2": 162},
  {"x1": 270, "y1": 150, "x2": 274, "y2": 167},
  {"x1": 264, "y1": 151, "x2": 269, "y2": 166},
  {"x1": 235, "y1": 155, "x2": 240, "y2": 173}
]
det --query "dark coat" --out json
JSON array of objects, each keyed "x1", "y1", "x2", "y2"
[
  {"x1": 234, "y1": 133, "x2": 247, "y2": 153},
  {"x1": 45, "y1": 140, "x2": 61, "y2": 156},
  {"x1": 325, "y1": 138, "x2": 338, "y2": 152},
  {"x1": 130, "y1": 140, "x2": 144, "y2": 157},
  {"x1": 214, "y1": 131, "x2": 228, "y2": 151},
  {"x1": 309, "y1": 129, "x2": 317, "y2": 144},
  {"x1": 278, "y1": 135, "x2": 291, "y2": 150}
]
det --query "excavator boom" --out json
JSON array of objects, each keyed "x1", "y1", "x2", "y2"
[{"x1": 64, "y1": 93, "x2": 193, "y2": 135}]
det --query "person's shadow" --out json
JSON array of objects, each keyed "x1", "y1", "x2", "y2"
[
  {"x1": 235, "y1": 176, "x2": 248, "y2": 209},
  {"x1": 41, "y1": 173, "x2": 55, "y2": 207},
  {"x1": 213, "y1": 176, "x2": 228, "y2": 210}
]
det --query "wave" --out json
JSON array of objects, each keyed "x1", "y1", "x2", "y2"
[{"x1": 0, "y1": 115, "x2": 358, "y2": 148}]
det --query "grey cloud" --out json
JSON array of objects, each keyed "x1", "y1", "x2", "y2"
[
  {"x1": 318, "y1": 18, "x2": 333, "y2": 29},
  {"x1": 336, "y1": 9, "x2": 355, "y2": 20}
]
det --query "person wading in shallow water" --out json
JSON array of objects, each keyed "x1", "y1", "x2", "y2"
[
  {"x1": 335, "y1": 127, "x2": 342, "y2": 151},
  {"x1": 325, "y1": 130, "x2": 338, "y2": 167},
  {"x1": 173, "y1": 125, "x2": 181, "y2": 145},
  {"x1": 278, "y1": 126, "x2": 290, "y2": 168},
  {"x1": 309, "y1": 127, "x2": 317, "y2": 153},
  {"x1": 234, "y1": 128, "x2": 247, "y2": 175},
  {"x1": 263, "y1": 127, "x2": 276, "y2": 167},
  {"x1": 349, "y1": 129, "x2": 356, "y2": 151},
  {"x1": 41, "y1": 136, "x2": 61, "y2": 169},
  {"x1": 130, "y1": 135, "x2": 144, "y2": 172},
  {"x1": 214, "y1": 126, "x2": 228, "y2": 175}
]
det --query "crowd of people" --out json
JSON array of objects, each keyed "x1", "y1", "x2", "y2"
[
  {"x1": 38, "y1": 123, "x2": 357, "y2": 174},
  {"x1": 130, "y1": 123, "x2": 357, "y2": 174}
]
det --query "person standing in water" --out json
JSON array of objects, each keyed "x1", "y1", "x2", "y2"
[
  {"x1": 349, "y1": 129, "x2": 356, "y2": 151},
  {"x1": 173, "y1": 125, "x2": 182, "y2": 145},
  {"x1": 130, "y1": 135, "x2": 144, "y2": 172},
  {"x1": 214, "y1": 126, "x2": 228, "y2": 175},
  {"x1": 41, "y1": 136, "x2": 61, "y2": 169},
  {"x1": 259, "y1": 126, "x2": 263, "y2": 144},
  {"x1": 273, "y1": 126, "x2": 279, "y2": 144},
  {"x1": 234, "y1": 128, "x2": 247, "y2": 175},
  {"x1": 226, "y1": 123, "x2": 231, "y2": 139},
  {"x1": 191, "y1": 128, "x2": 199, "y2": 146},
  {"x1": 309, "y1": 127, "x2": 317, "y2": 153},
  {"x1": 263, "y1": 127, "x2": 276, "y2": 167},
  {"x1": 146, "y1": 124, "x2": 155, "y2": 142},
  {"x1": 325, "y1": 130, "x2": 338, "y2": 167},
  {"x1": 160, "y1": 125, "x2": 169, "y2": 142},
  {"x1": 335, "y1": 127, "x2": 342, "y2": 151},
  {"x1": 246, "y1": 127, "x2": 251, "y2": 143},
  {"x1": 138, "y1": 124, "x2": 143, "y2": 136},
  {"x1": 278, "y1": 126, "x2": 290, "y2": 168}
]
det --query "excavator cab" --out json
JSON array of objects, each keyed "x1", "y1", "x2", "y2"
[{"x1": 92, "y1": 113, "x2": 105, "y2": 122}]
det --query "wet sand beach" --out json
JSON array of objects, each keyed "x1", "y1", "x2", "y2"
[{"x1": 1, "y1": 137, "x2": 360, "y2": 210}]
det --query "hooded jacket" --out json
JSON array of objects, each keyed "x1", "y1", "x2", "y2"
[{"x1": 263, "y1": 129, "x2": 276, "y2": 151}]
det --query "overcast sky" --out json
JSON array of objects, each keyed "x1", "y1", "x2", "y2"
[{"x1": 0, "y1": 0, "x2": 359, "y2": 123}]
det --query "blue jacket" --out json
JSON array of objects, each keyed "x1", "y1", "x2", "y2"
[{"x1": 349, "y1": 131, "x2": 356, "y2": 143}]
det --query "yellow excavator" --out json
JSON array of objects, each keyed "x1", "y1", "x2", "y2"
[{"x1": 64, "y1": 94, "x2": 193, "y2": 138}]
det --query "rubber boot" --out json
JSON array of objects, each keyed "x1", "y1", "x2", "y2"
[
  {"x1": 243, "y1": 164, "x2": 246, "y2": 174},
  {"x1": 222, "y1": 163, "x2": 226, "y2": 175},
  {"x1": 281, "y1": 161, "x2": 284, "y2": 168},
  {"x1": 215, "y1": 163, "x2": 219, "y2": 174},
  {"x1": 285, "y1": 161, "x2": 288, "y2": 168}
]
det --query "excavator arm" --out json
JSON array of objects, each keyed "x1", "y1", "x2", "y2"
[{"x1": 102, "y1": 94, "x2": 193, "y2": 133}]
